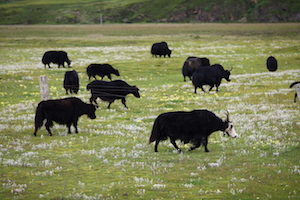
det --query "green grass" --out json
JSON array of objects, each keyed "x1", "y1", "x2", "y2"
[{"x1": 0, "y1": 23, "x2": 300, "y2": 199}]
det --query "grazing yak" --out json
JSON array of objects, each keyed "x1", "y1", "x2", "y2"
[
  {"x1": 151, "y1": 41, "x2": 172, "y2": 58},
  {"x1": 42, "y1": 51, "x2": 71, "y2": 68},
  {"x1": 63, "y1": 70, "x2": 79, "y2": 95},
  {"x1": 33, "y1": 97, "x2": 96, "y2": 136},
  {"x1": 182, "y1": 56, "x2": 211, "y2": 81},
  {"x1": 266, "y1": 56, "x2": 278, "y2": 72},
  {"x1": 149, "y1": 110, "x2": 237, "y2": 153},
  {"x1": 87, "y1": 80, "x2": 140, "y2": 109},
  {"x1": 290, "y1": 81, "x2": 300, "y2": 102},
  {"x1": 86, "y1": 63, "x2": 120, "y2": 81},
  {"x1": 192, "y1": 64, "x2": 232, "y2": 93},
  {"x1": 186, "y1": 56, "x2": 210, "y2": 67}
]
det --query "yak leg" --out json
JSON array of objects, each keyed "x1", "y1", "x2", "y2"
[
  {"x1": 189, "y1": 141, "x2": 201, "y2": 151},
  {"x1": 194, "y1": 87, "x2": 197, "y2": 94},
  {"x1": 107, "y1": 100, "x2": 115, "y2": 109},
  {"x1": 209, "y1": 85, "x2": 215, "y2": 92},
  {"x1": 45, "y1": 119, "x2": 53, "y2": 136},
  {"x1": 107, "y1": 74, "x2": 112, "y2": 81},
  {"x1": 170, "y1": 138, "x2": 181, "y2": 153},
  {"x1": 201, "y1": 86, "x2": 206, "y2": 93},
  {"x1": 121, "y1": 98, "x2": 128, "y2": 109},
  {"x1": 154, "y1": 140, "x2": 160, "y2": 152},
  {"x1": 90, "y1": 95, "x2": 98, "y2": 105},
  {"x1": 215, "y1": 86, "x2": 219, "y2": 92},
  {"x1": 202, "y1": 137, "x2": 209, "y2": 152},
  {"x1": 33, "y1": 126, "x2": 40, "y2": 137},
  {"x1": 294, "y1": 93, "x2": 297, "y2": 103},
  {"x1": 66, "y1": 124, "x2": 72, "y2": 134},
  {"x1": 73, "y1": 121, "x2": 78, "y2": 133}
]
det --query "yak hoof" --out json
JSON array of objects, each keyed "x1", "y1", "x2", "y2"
[{"x1": 175, "y1": 149, "x2": 182, "y2": 154}]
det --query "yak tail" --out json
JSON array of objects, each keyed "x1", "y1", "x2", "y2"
[
  {"x1": 290, "y1": 81, "x2": 300, "y2": 88},
  {"x1": 149, "y1": 118, "x2": 160, "y2": 144},
  {"x1": 34, "y1": 104, "x2": 45, "y2": 135}
]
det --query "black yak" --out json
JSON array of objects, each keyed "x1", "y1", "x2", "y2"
[
  {"x1": 87, "y1": 80, "x2": 140, "y2": 109},
  {"x1": 86, "y1": 63, "x2": 120, "y2": 81},
  {"x1": 182, "y1": 57, "x2": 210, "y2": 81},
  {"x1": 33, "y1": 97, "x2": 96, "y2": 136},
  {"x1": 290, "y1": 81, "x2": 300, "y2": 102},
  {"x1": 192, "y1": 64, "x2": 232, "y2": 93},
  {"x1": 266, "y1": 56, "x2": 278, "y2": 72},
  {"x1": 42, "y1": 51, "x2": 71, "y2": 68},
  {"x1": 151, "y1": 41, "x2": 172, "y2": 58},
  {"x1": 149, "y1": 110, "x2": 237, "y2": 153},
  {"x1": 63, "y1": 70, "x2": 79, "y2": 95}
]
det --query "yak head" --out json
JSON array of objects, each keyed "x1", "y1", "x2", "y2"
[
  {"x1": 114, "y1": 69, "x2": 120, "y2": 76},
  {"x1": 131, "y1": 86, "x2": 140, "y2": 98},
  {"x1": 223, "y1": 67, "x2": 233, "y2": 82},
  {"x1": 167, "y1": 49, "x2": 172, "y2": 57},
  {"x1": 87, "y1": 104, "x2": 97, "y2": 119},
  {"x1": 223, "y1": 111, "x2": 237, "y2": 138},
  {"x1": 67, "y1": 60, "x2": 72, "y2": 67}
]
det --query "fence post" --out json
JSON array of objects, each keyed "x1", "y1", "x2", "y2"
[{"x1": 39, "y1": 75, "x2": 50, "y2": 100}]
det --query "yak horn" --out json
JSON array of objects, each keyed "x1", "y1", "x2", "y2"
[
  {"x1": 225, "y1": 110, "x2": 230, "y2": 121},
  {"x1": 229, "y1": 67, "x2": 233, "y2": 71}
]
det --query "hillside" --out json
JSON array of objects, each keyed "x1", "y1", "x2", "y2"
[{"x1": 0, "y1": 0, "x2": 300, "y2": 24}]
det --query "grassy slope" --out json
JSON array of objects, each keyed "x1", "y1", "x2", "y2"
[
  {"x1": 0, "y1": 0, "x2": 300, "y2": 24},
  {"x1": 0, "y1": 23, "x2": 300, "y2": 199}
]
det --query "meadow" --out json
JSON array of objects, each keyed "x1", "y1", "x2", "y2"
[{"x1": 0, "y1": 23, "x2": 300, "y2": 200}]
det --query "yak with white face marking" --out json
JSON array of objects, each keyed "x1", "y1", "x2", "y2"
[
  {"x1": 290, "y1": 81, "x2": 300, "y2": 102},
  {"x1": 149, "y1": 109, "x2": 237, "y2": 153}
]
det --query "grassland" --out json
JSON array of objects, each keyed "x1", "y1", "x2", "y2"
[{"x1": 0, "y1": 23, "x2": 300, "y2": 199}]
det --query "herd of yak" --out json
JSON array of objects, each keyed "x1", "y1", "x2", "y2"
[{"x1": 33, "y1": 41, "x2": 296, "y2": 153}]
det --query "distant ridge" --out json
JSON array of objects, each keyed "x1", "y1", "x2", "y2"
[{"x1": 0, "y1": 0, "x2": 299, "y2": 24}]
